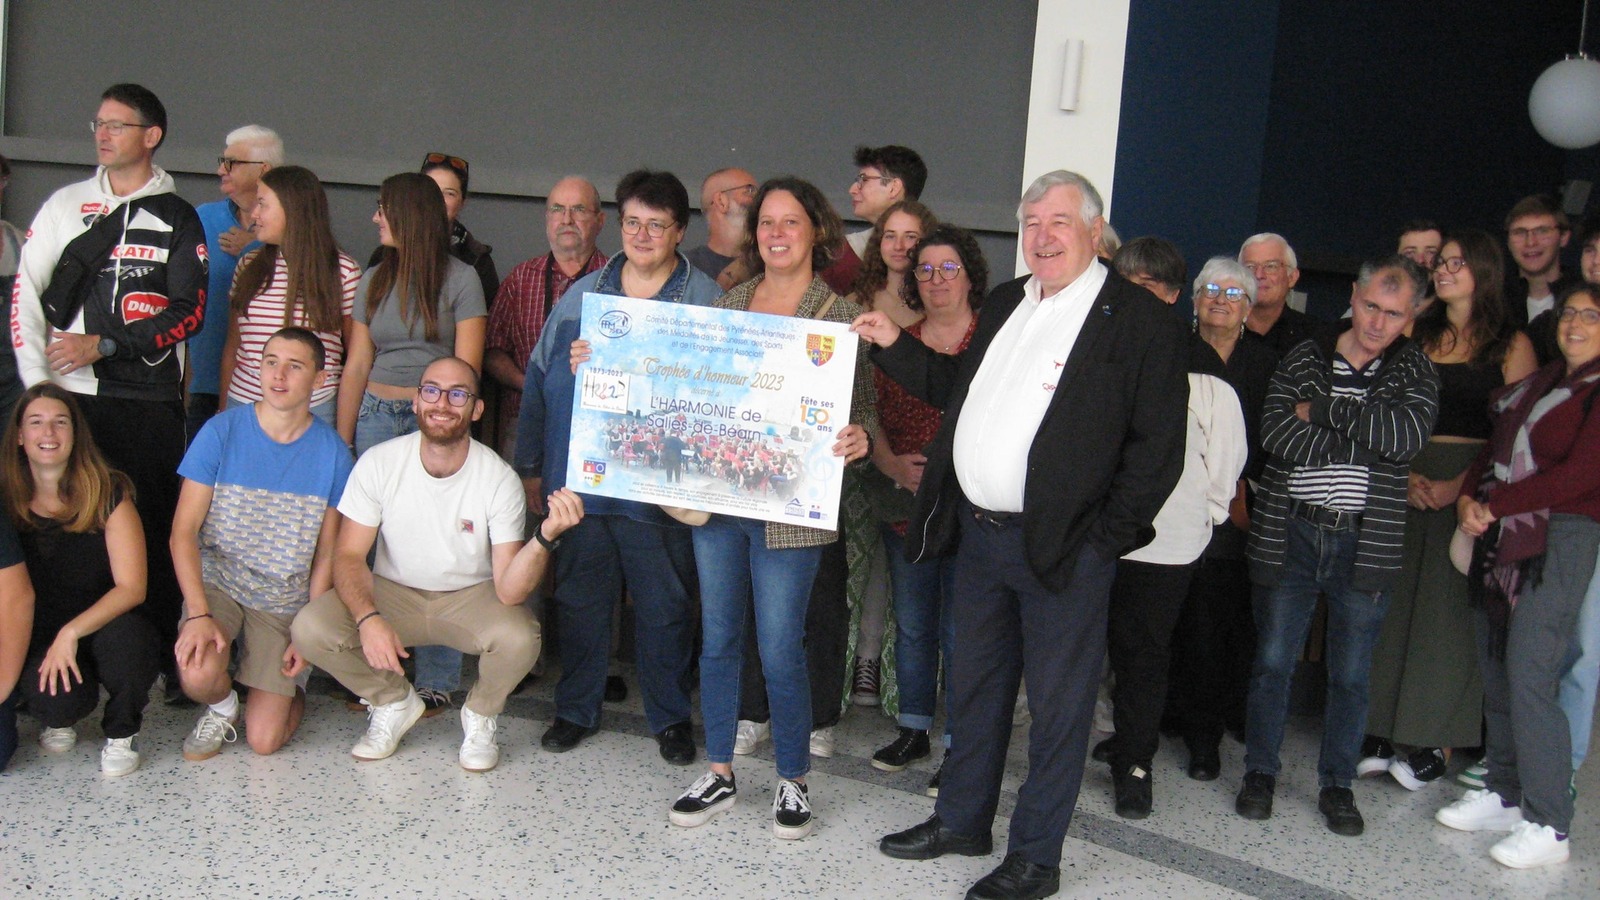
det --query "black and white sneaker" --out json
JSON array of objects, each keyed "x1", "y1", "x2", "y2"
[
  {"x1": 926, "y1": 751, "x2": 946, "y2": 798},
  {"x1": 1356, "y1": 735, "x2": 1395, "y2": 778},
  {"x1": 670, "y1": 771, "x2": 737, "y2": 827},
  {"x1": 1390, "y1": 747, "x2": 1447, "y2": 791},
  {"x1": 772, "y1": 779, "x2": 813, "y2": 839}
]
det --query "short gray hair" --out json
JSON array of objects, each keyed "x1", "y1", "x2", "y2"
[
  {"x1": 1356, "y1": 255, "x2": 1429, "y2": 310},
  {"x1": 1238, "y1": 232, "x2": 1298, "y2": 269},
  {"x1": 225, "y1": 124, "x2": 284, "y2": 165},
  {"x1": 1193, "y1": 256, "x2": 1259, "y2": 306},
  {"x1": 1017, "y1": 169, "x2": 1104, "y2": 224}
]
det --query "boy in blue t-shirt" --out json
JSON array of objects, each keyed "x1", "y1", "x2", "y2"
[{"x1": 171, "y1": 327, "x2": 353, "y2": 759}]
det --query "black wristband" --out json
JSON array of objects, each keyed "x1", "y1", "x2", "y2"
[
  {"x1": 534, "y1": 525, "x2": 561, "y2": 553},
  {"x1": 184, "y1": 613, "x2": 213, "y2": 623},
  {"x1": 355, "y1": 611, "x2": 382, "y2": 628}
]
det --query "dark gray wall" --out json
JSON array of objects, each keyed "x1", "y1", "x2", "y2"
[{"x1": 2, "y1": 0, "x2": 1031, "y2": 281}]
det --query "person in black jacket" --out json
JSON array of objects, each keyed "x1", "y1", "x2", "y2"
[{"x1": 857, "y1": 170, "x2": 1188, "y2": 900}]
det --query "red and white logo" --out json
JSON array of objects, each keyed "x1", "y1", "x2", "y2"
[
  {"x1": 196, "y1": 243, "x2": 208, "y2": 264},
  {"x1": 122, "y1": 292, "x2": 169, "y2": 323},
  {"x1": 111, "y1": 244, "x2": 169, "y2": 263},
  {"x1": 80, "y1": 202, "x2": 107, "y2": 216}
]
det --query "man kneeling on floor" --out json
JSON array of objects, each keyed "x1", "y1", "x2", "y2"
[
  {"x1": 173, "y1": 328, "x2": 353, "y2": 759},
  {"x1": 293, "y1": 356, "x2": 581, "y2": 770}
]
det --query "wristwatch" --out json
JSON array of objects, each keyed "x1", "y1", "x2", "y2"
[
  {"x1": 96, "y1": 336, "x2": 118, "y2": 359},
  {"x1": 534, "y1": 525, "x2": 562, "y2": 553}
]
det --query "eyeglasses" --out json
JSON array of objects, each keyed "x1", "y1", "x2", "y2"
[
  {"x1": 90, "y1": 119, "x2": 152, "y2": 136},
  {"x1": 1244, "y1": 261, "x2": 1286, "y2": 276},
  {"x1": 1199, "y1": 283, "x2": 1249, "y2": 303},
  {"x1": 1509, "y1": 225, "x2": 1561, "y2": 242},
  {"x1": 621, "y1": 217, "x2": 674, "y2": 238},
  {"x1": 719, "y1": 183, "x2": 756, "y2": 198},
  {"x1": 547, "y1": 203, "x2": 596, "y2": 219},
  {"x1": 913, "y1": 261, "x2": 964, "y2": 282},
  {"x1": 218, "y1": 157, "x2": 266, "y2": 174},
  {"x1": 1432, "y1": 256, "x2": 1467, "y2": 273},
  {"x1": 853, "y1": 173, "x2": 892, "y2": 188},
  {"x1": 417, "y1": 384, "x2": 476, "y2": 407},
  {"x1": 423, "y1": 152, "x2": 469, "y2": 175},
  {"x1": 1559, "y1": 306, "x2": 1600, "y2": 325}
]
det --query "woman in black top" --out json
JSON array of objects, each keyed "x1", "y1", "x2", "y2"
[{"x1": 2, "y1": 382, "x2": 154, "y2": 776}]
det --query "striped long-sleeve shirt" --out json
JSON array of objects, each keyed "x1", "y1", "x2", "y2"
[{"x1": 1247, "y1": 333, "x2": 1439, "y2": 592}]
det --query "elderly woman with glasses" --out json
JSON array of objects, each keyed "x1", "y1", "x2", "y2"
[
  {"x1": 1160, "y1": 257, "x2": 1284, "y2": 783},
  {"x1": 1362, "y1": 231, "x2": 1536, "y2": 791}
]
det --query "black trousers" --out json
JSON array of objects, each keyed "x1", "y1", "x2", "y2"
[
  {"x1": 934, "y1": 513, "x2": 1115, "y2": 868},
  {"x1": 1106, "y1": 558, "x2": 1197, "y2": 768},
  {"x1": 22, "y1": 612, "x2": 160, "y2": 738},
  {"x1": 737, "y1": 536, "x2": 849, "y2": 729},
  {"x1": 1164, "y1": 553, "x2": 1256, "y2": 745},
  {"x1": 77, "y1": 395, "x2": 184, "y2": 669}
]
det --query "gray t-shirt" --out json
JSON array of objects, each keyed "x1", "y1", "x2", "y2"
[
  {"x1": 685, "y1": 245, "x2": 734, "y2": 281},
  {"x1": 357, "y1": 256, "x2": 486, "y2": 387}
]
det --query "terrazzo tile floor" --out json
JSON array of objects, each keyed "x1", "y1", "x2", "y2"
[{"x1": 1, "y1": 666, "x2": 1596, "y2": 899}]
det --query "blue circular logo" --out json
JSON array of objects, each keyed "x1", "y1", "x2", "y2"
[{"x1": 598, "y1": 310, "x2": 632, "y2": 338}]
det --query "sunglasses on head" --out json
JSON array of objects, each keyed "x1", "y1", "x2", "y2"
[{"x1": 423, "y1": 152, "x2": 468, "y2": 174}]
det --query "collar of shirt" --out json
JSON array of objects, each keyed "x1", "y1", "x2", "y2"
[{"x1": 1022, "y1": 258, "x2": 1108, "y2": 310}]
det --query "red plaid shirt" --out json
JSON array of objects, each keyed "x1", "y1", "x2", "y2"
[{"x1": 487, "y1": 248, "x2": 609, "y2": 373}]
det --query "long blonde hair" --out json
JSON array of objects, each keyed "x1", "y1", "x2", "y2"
[{"x1": 1, "y1": 383, "x2": 132, "y2": 533}]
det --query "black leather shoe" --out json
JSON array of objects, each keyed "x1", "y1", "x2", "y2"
[
  {"x1": 1186, "y1": 740, "x2": 1221, "y2": 782},
  {"x1": 1113, "y1": 764, "x2": 1153, "y2": 819},
  {"x1": 872, "y1": 727, "x2": 930, "y2": 772},
  {"x1": 1235, "y1": 771, "x2": 1274, "y2": 820},
  {"x1": 965, "y1": 852, "x2": 1060, "y2": 899},
  {"x1": 879, "y1": 815, "x2": 993, "y2": 860},
  {"x1": 1318, "y1": 786, "x2": 1365, "y2": 836},
  {"x1": 1090, "y1": 736, "x2": 1115, "y2": 764},
  {"x1": 541, "y1": 718, "x2": 599, "y2": 752},
  {"x1": 604, "y1": 675, "x2": 628, "y2": 702},
  {"x1": 655, "y1": 722, "x2": 696, "y2": 766}
]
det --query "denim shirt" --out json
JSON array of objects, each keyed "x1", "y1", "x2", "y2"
[{"x1": 514, "y1": 252, "x2": 722, "y2": 522}]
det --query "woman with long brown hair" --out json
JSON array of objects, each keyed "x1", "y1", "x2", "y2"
[
  {"x1": 218, "y1": 165, "x2": 359, "y2": 425},
  {"x1": 2, "y1": 382, "x2": 154, "y2": 776}
]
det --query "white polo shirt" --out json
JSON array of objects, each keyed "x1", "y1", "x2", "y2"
[{"x1": 952, "y1": 260, "x2": 1107, "y2": 512}]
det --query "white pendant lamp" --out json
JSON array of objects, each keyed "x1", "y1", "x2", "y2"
[{"x1": 1530, "y1": 0, "x2": 1600, "y2": 149}]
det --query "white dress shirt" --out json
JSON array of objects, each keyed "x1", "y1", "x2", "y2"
[{"x1": 953, "y1": 260, "x2": 1108, "y2": 512}]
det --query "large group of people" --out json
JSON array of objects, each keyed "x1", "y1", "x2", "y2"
[{"x1": 1, "y1": 81, "x2": 1598, "y2": 899}]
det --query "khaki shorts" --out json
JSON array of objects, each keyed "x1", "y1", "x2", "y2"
[{"x1": 181, "y1": 585, "x2": 300, "y2": 698}]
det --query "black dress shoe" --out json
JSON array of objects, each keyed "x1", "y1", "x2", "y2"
[
  {"x1": 965, "y1": 852, "x2": 1060, "y2": 899},
  {"x1": 1186, "y1": 740, "x2": 1221, "y2": 781},
  {"x1": 1318, "y1": 786, "x2": 1364, "y2": 836},
  {"x1": 879, "y1": 815, "x2": 993, "y2": 860},
  {"x1": 655, "y1": 722, "x2": 696, "y2": 765},
  {"x1": 1235, "y1": 771, "x2": 1274, "y2": 820},
  {"x1": 1113, "y1": 764, "x2": 1153, "y2": 819},
  {"x1": 541, "y1": 718, "x2": 599, "y2": 752},
  {"x1": 1090, "y1": 736, "x2": 1115, "y2": 764},
  {"x1": 604, "y1": 675, "x2": 628, "y2": 702}
]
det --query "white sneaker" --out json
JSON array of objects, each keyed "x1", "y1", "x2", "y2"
[
  {"x1": 809, "y1": 727, "x2": 834, "y2": 759},
  {"x1": 182, "y1": 707, "x2": 239, "y2": 761},
  {"x1": 1436, "y1": 789, "x2": 1525, "y2": 832},
  {"x1": 39, "y1": 726, "x2": 77, "y2": 753},
  {"x1": 459, "y1": 706, "x2": 499, "y2": 772},
  {"x1": 100, "y1": 736, "x2": 140, "y2": 777},
  {"x1": 734, "y1": 719, "x2": 769, "y2": 755},
  {"x1": 1490, "y1": 821, "x2": 1569, "y2": 869},
  {"x1": 351, "y1": 689, "x2": 425, "y2": 761}
]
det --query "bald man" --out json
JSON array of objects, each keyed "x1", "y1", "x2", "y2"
[{"x1": 686, "y1": 167, "x2": 756, "y2": 289}]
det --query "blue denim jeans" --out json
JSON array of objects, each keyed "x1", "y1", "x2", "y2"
[
  {"x1": 694, "y1": 515, "x2": 822, "y2": 780},
  {"x1": 882, "y1": 525, "x2": 956, "y2": 739},
  {"x1": 1245, "y1": 516, "x2": 1391, "y2": 788},
  {"x1": 1560, "y1": 544, "x2": 1600, "y2": 771},
  {"x1": 551, "y1": 514, "x2": 697, "y2": 733}
]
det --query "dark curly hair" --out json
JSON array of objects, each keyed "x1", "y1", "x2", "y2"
[
  {"x1": 900, "y1": 224, "x2": 988, "y2": 313},
  {"x1": 738, "y1": 177, "x2": 845, "y2": 276}
]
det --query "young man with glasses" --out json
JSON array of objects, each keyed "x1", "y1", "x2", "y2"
[
  {"x1": 294, "y1": 356, "x2": 580, "y2": 771},
  {"x1": 187, "y1": 125, "x2": 282, "y2": 444},
  {"x1": 9, "y1": 83, "x2": 208, "y2": 706},
  {"x1": 819, "y1": 145, "x2": 928, "y2": 295},
  {"x1": 1505, "y1": 194, "x2": 1580, "y2": 365}
]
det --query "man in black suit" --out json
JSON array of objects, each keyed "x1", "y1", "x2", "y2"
[{"x1": 854, "y1": 170, "x2": 1188, "y2": 899}]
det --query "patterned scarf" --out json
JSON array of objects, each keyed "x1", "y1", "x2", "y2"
[{"x1": 1471, "y1": 357, "x2": 1600, "y2": 655}]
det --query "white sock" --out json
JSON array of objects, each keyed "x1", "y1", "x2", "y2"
[{"x1": 210, "y1": 690, "x2": 240, "y2": 719}]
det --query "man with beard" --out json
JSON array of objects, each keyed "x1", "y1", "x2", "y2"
[
  {"x1": 293, "y1": 357, "x2": 582, "y2": 771},
  {"x1": 686, "y1": 167, "x2": 755, "y2": 289}
]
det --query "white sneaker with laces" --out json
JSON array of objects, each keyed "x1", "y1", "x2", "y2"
[
  {"x1": 182, "y1": 707, "x2": 239, "y2": 761},
  {"x1": 734, "y1": 719, "x2": 769, "y2": 755},
  {"x1": 772, "y1": 778, "x2": 813, "y2": 840},
  {"x1": 459, "y1": 706, "x2": 499, "y2": 772},
  {"x1": 100, "y1": 736, "x2": 140, "y2": 776},
  {"x1": 1435, "y1": 789, "x2": 1524, "y2": 832},
  {"x1": 1490, "y1": 820, "x2": 1569, "y2": 869},
  {"x1": 39, "y1": 726, "x2": 77, "y2": 753},
  {"x1": 351, "y1": 689, "x2": 425, "y2": 761},
  {"x1": 809, "y1": 727, "x2": 834, "y2": 759}
]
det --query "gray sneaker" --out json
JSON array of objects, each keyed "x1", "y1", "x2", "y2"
[{"x1": 182, "y1": 707, "x2": 239, "y2": 762}]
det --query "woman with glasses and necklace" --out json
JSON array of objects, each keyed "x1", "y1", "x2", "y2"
[
  {"x1": 1363, "y1": 232, "x2": 1536, "y2": 792},
  {"x1": 338, "y1": 172, "x2": 486, "y2": 714}
]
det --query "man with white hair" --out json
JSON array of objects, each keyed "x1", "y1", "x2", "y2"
[
  {"x1": 187, "y1": 124, "x2": 283, "y2": 442},
  {"x1": 1240, "y1": 232, "x2": 1328, "y2": 356},
  {"x1": 686, "y1": 167, "x2": 755, "y2": 289},
  {"x1": 857, "y1": 170, "x2": 1188, "y2": 898}
]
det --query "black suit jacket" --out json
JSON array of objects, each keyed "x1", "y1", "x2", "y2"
[{"x1": 872, "y1": 268, "x2": 1189, "y2": 590}]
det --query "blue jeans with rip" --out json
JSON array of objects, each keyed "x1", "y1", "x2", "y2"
[
  {"x1": 1245, "y1": 515, "x2": 1391, "y2": 789},
  {"x1": 882, "y1": 525, "x2": 956, "y2": 741}
]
